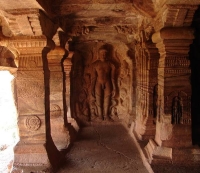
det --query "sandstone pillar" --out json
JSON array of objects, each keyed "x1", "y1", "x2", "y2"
[
  {"x1": 13, "y1": 36, "x2": 62, "y2": 171},
  {"x1": 47, "y1": 46, "x2": 70, "y2": 150},
  {"x1": 63, "y1": 52, "x2": 79, "y2": 136},
  {"x1": 63, "y1": 52, "x2": 73, "y2": 118},
  {"x1": 142, "y1": 44, "x2": 159, "y2": 140},
  {"x1": 145, "y1": 27, "x2": 194, "y2": 163}
]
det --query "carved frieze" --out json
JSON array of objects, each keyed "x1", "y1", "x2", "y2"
[
  {"x1": 68, "y1": 25, "x2": 90, "y2": 36},
  {"x1": 12, "y1": 39, "x2": 46, "y2": 48},
  {"x1": 164, "y1": 69, "x2": 191, "y2": 74},
  {"x1": 115, "y1": 25, "x2": 136, "y2": 34},
  {"x1": 165, "y1": 56, "x2": 190, "y2": 67},
  {"x1": 18, "y1": 56, "x2": 43, "y2": 69}
]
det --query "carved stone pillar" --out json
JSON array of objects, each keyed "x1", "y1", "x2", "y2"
[
  {"x1": 63, "y1": 52, "x2": 73, "y2": 118},
  {"x1": 144, "y1": 27, "x2": 194, "y2": 163},
  {"x1": 152, "y1": 27, "x2": 193, "y2": 146},
  {"x1": 47, "y1": 46, "x2": 70, "y2": 150},
  {"x1": 13, "y1": 36, "x2": 62, "y2": 171},
  {"x1": 142, "y1": 43, "x2": 159, "y2": 140}
]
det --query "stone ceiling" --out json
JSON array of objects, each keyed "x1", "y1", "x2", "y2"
[{"x1": 0, "y1": 0, "x2": 200, "y2": 43}]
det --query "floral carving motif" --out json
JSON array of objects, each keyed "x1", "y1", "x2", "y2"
[{"x1": 25, "y1": 115, "x2": 41, "y2": 131}]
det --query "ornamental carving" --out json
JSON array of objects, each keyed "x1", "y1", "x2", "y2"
[
  {"x1": 50, "y1": 104, "x2": 61, "y2": 118},
  {"x1": 115, "y1": 25, "x2": 136, "y2": 34},
  {"x1": 25, "y1": 115, "x2": 41, "y2": 131},
  {"x1": 165, "y1": 56, "x2": 190, "y2": 67},
  {"x1": 18, "y1": 56, "x2": 43, "y2": 68},
  {"x1": 69, "y1": 25, "x2": 90, "y2": 36}
]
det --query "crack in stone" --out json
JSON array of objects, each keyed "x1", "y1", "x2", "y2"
[{"x1": 92, "y1": 124, "x2": 136, "y2": 162}]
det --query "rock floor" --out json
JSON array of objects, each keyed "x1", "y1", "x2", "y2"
[
  {"x1": 57, "y1": 122, "x2": 150, "y2": 173},
  {"x1": 3, "y1": 122, "x2": 200, "y2": 173}
]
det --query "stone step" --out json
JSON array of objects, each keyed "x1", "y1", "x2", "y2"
[{"x1": 172, "y1": 148, "x2": 200, "y2": 165}]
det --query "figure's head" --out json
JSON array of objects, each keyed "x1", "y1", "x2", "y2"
[{"x1": 98, "y1": 48, "x2": 107, "y2": 61}]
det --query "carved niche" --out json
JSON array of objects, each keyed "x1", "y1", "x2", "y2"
[
  {"x1": 165, "y1": 91, "x2": 191, "y2": 125},
  {"x1": 71, "y1": 43, "x2": 132, "y2": 124}
]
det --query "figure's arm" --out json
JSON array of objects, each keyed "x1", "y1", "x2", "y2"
[
  {"x1": 91, "y1": 65, "x2": 97, "y2": 97},
  {"x1": 111, "y1": 64, "x2": 116, "y2": 97}
]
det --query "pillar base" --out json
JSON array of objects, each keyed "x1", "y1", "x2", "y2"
[
  {"x1": 13, "y1": 140, "x2": 63, "y2": 172},
  {"x1": 144, "y1": 139, "x2": 172, "y2": 164}
]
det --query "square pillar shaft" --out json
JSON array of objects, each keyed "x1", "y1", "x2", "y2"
[
  {"x1": 13, "y1": 36, "x2": 62, "y2": 171},
  {"x1": 47, "y1": 47, "x2": 70, "y2": 150},
  {"x1": 152, "y1": 27, "x2": 194, "y2": 146}
]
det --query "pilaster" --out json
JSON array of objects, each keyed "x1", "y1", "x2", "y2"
[
  {"x1": 142, "y1": 43, "x2": 159, "y2": 141},
  {"x1": 63, "y1": 52, "x2": 73, "y2": 118}
]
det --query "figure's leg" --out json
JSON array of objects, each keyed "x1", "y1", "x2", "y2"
[
  {"x1": 95, "y1": 83, "x2": 103, "y2": 119},
  {"x1": 103, "y1": 94, "x2": 111, "y2": 120},
  {"x1": 103, "y1": 82, "x2": 112, "y2": 120}
]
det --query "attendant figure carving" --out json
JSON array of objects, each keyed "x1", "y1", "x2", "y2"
[
  {"x1": 91, "y1": 47, "x2": 116, "y2": 120},
  {"x1": 153, "y1": 84, "x2": 158, "y2": 123},
  {"x1": 172, "y1": 96, "x2": 183, "y2": 124}
]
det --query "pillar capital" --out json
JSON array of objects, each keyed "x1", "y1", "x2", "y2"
[
  {"x1": 47, "y1": 46, "x2": 65, "y2": 72},
  {"x1": 152, "y1": 27, "x2": 194, "y2": 44},
  {"x1": 47, "y1": 46, "x2": 65, "y2": 57}
]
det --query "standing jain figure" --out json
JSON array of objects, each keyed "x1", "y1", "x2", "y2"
[{"x1": 91, "y1": 48, "x2": 116, "y2": 120}]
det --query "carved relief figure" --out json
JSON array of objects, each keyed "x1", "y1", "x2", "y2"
[
  {"x1": 91, "y1": 47, "x2": 116, "y2": 120},
  {"x1": 172, "y1": 96, "x2": 183, "y2": 124},
  {"x1": 118, "y1": 60, "x2": 131, "y2": 118},
  {"x1": 119, "y1": 60, "x2": 130, "y2": 89},
  {"x1": 153, "y1": 84, "x2": 158, "y2": 120}
]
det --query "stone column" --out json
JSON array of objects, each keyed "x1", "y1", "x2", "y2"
[
  {"x1": 47, "y1": 46, "x2": 70, "y2": 150},
  {"x1": 63, "y1": 52, "x2": 73, "y2": 118},
  {"x1": 13, "y1": 36, "x2": 62, "y2": 171},
  {"x1": 144, "y1": 27, "x2": 194, "y2": 163},
  {"x1": 142, "y1": 44, "x2": 159, "y2": 140},
  {"x1": 63, "y1": 52, "x2": 79, "y2": 133}
]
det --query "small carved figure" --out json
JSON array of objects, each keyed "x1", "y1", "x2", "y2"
[
  {"x1": 119, "y1": 60, "x2": 130, "y2": 88},
  {"x1": 91, "y1": 47, "x2": 116, "y2": 120},
  {"x1": 153, "y1": 84, "x2": 158, "y2": 120},
  {"x1": 172, "y1": 96, "x2": 183, "y2": 124}
]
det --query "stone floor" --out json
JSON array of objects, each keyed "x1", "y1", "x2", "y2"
[
  {"x1": 57, "y1": 122, "x2": 151, "y2": 173},
  {"x1": 2, "y1": 122, "x2": 200, "y2": 173}
]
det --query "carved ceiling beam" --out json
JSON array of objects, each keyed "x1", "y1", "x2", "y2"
[
  {"x1": 10, "y1": 36, "x2": 46, "y2": 54},
  {"x1": 154, "y1": 4, "x2": 199, "y2": 32},
  {"x1": 0, "y1": 10, "x2": 21, "y2": 37},
  {"x1": 1, "y1": 9, "x2": 58, "y2": 41},
  {"x1": 53, "y1": 3, "x2": 134, "y2": 16}
]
